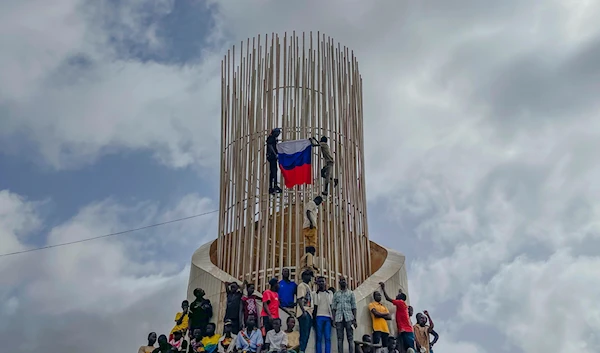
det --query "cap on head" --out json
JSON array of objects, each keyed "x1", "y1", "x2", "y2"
[
  {"x1": 269, "y1": 278, "x2": 278, "y2": 287},
  {"x1": 314, "y1": 196, "x2": 323, "y2": 204},
  {"x1": 320, "y1": 136, "x2": 328, "y2": 143},
  {"x1": 224, "y1": 319, "x2": 233, "y2": 326}
]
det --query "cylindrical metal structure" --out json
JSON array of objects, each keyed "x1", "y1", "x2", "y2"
[{"x1": 217, "y1": 32, "x2": 370, "y2": 291}]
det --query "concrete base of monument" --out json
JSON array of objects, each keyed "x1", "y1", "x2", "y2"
[{"x1": 188, "y1": 240, "x2": 409, "y2": 353}]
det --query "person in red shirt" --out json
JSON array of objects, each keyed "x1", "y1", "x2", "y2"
[
  {"x1": 261, "y1": 278, "x2": 282, "y2": 334},
  {"x1": 380, "y1": 283, "x2": 415, "y2": 353}
]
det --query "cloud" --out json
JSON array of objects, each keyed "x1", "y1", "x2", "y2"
[
  {"x1": 0, "y1": 189, "x2": 216, "y2": 352},
  {"x1": 0, "y1": 0, "x2": 222, "y2": 170},
  {"x1": 3, "y1": 0, "x2": 600, "y2": 352}
]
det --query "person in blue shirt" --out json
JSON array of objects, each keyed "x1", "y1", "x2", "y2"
[
  {"x1": 278, "y1": 268, "x2": 297, "y2": 313},
  {"x1": 235, "y1": 317, "x2": 263, "y2": 353}
]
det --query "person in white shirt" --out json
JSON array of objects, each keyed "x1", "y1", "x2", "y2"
[
  {"x1": 302, "y1": 196, "x2": 323, "y2": 271},
  {"x1": 265, "y1": 318, "x2": 293, "y2": 353},
  {"x1": 296, "y1": 269, "x2": 314, "y2": 353},
  {"x1": 313, "y1": 276, "x2": 333, "y2": 353}
]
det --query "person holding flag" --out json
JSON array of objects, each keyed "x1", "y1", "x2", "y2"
[
  {"x1": 267, "y1": 128, "x2": 283, "y2": 195},
  {"x1": 309, "y1": 136, "x2": 338, "y2": 196}
]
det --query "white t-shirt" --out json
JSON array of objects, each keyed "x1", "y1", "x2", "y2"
[
  {"x1": 296, "y1": 282, "x2": 314, "y2": 317},
  {"x1": 314, "y1": 290, "x2": 333, "y2": 318},
  {"x1": 303, "y1": 201, "x2": 318, "y2": 228},
  {"x1": 266, "y1": 329, "x2": 288, "y2": 351}
]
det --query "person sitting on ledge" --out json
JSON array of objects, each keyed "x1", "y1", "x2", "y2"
[
  {"x1": 138, "y1": 332, "x2": 157, "y2": 353},
  {"x1": 284, "y1": 317, "x2": 300, "y2": 352},
  {"x1": 218, "y1": 319, "x2": 237, "y2": 353},
  {"x1": 355, "y1": 335, "x2": 376, "y2": 353},
  {"x1": 197, "y1": 323, "x2": 221, "y2": 353},
  {"x1": 169, "y1": 331, "x2": 188, "y2": 352},
  {"x1": 170, "y1": 300, "x2": 189, "y2": 341},
  {"x1": 152, "y1": 334, "x2": 177, "y2": 353},
  {"x1": 235, "y1": 317, "x2": 263, "y2": 353},
  {"x1": 265, "y1": 318, "x2": 292, "y2": 353},
  {"x1": 380, "y1": 337, "x2": 399, "y2": 353}
]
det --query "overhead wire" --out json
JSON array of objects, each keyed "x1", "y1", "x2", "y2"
[{"x1": 0, "y1": 209, "x2": 219, "y2": 258}]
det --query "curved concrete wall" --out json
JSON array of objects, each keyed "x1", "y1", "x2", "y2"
[{"x1": 188, "y1": 240, "x2": 408, "y2": 353}]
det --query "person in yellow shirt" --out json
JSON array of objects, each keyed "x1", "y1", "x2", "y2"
[
  {"x1": 170, "y1": 300, "x2": 189, "y2": 340},
  {"x1": 284, "y1": 317, "x2": 300, "y2": 352},
  {"x1": 368, "y1": 291, "x2": 391, "y2": 347}
]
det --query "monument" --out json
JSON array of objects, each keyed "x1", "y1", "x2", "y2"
[{"x1": 187, "y1": 32, "x2": 409, "y2": 353}]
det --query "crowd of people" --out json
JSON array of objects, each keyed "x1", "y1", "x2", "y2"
[{"x1": 138, "y1": 269, "x2": 439, "y2": 353}]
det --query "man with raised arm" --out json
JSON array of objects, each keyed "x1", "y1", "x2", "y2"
[
  {"x1": 413, "y1": 311, "x2": 435, "y2": 353},
  {"x1": 379, "y1": 283, "x2": 415, "y2": 353}
]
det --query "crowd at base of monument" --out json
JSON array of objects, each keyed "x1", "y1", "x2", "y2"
[{"x1": 138, "y1": 270, "x2": 439, "y2": 353}]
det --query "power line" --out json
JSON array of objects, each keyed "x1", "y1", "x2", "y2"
[{"x1": 0, "y1": 209, "x2": 219, "y2": 258}]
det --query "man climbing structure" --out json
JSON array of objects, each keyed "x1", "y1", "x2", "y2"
[
  {"x1": 267, "y1": 128, "x2": 283, "y2": 194},
  {"x1": 310, "y1": 136, "x2": 338, "y2": 196},
  {"x1": 300, "y1": 196, "x2": 323, "y2": 273}
]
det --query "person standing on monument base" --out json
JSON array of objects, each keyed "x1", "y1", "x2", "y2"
[
  {"x1": 379, "y1": 283, "x2": 415, "y2": 353},
  {"x1": 267, "y1": 128, "x2": 283, "y2": 195},
  {"x1": 368, "y1": 291, "x2": 391, "y2": 346},
  {"x1": 262, "y1": 278, "x2": 293, "y2": 334},
  {"x1": 242, "y1": 280, "x2": 260, "y2": 325},
  {"x1": 302, "y1": 196, "x2": 323, "y2": 272},
  {"x1": 224, "y1": 281, "x2": 243, "y2": 334},
  {"x1": 296, "y1": 269, "x2": 314, "y2": 353},
  {"x1": 309, "y1": 136, "x2": 338, "y2": 197},
  {"x1": 189, "y1": 288, "x2": 213, "y2": 338},
  {"x1": 413, "y1": 311, "x2": 434, "y2": 353},
  {"x1": 278, "y1": 268, "x2": 297, "y2": 314},
  {"x1": 313, "y1": 276, "x2": 334, "y2": 353},
  {"x1": 332, "y1": 276, "x2": 357, "y2": 353}
]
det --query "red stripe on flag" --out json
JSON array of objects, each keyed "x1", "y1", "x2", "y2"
[{"x1": 279, "y1": 163, "x2": 312, "y2": 188}]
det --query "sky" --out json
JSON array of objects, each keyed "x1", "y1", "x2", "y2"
[{"x1": 1, "y1": 0, "x2": 600, "y2": 352}]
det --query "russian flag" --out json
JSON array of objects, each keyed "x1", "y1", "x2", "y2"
[{"x1": 277, "y1": 139, "x2": 313, "y2": 188}]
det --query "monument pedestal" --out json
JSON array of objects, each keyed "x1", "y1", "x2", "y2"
[{"x1": 187, "y1": 240, "x2": 409, "y2": 353}]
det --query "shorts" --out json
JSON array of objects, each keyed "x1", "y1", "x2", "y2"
[{"x1": 302, "y1": 227, "x2": 317, "y2": 248}]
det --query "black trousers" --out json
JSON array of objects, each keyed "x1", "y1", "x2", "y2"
[
  {"x1": 262, "y1": 316, "x2": 274, "y2": 333},
  {"x1": 372, "y1": 331, "x2": 389, "y2": 346},
  {"x1": 268, "y1": 159, "x2": 278, "y2": 188}
]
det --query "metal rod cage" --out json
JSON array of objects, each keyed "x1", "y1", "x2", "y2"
[{"x1": 217, "y1": 32, "x2": 371, "y2": 291}]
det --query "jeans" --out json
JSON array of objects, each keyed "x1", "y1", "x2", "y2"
[
  {"x1": 398, "y1": 332, "x2": 415, "y2": 351},
  {"x1": 335, "y1": 319, "x2": 354, "y2": 353},
  {"x1": 298, "y1": 313, "x2": 312, "y2": 352},
  {"x1": 315, "y1": 316, "x2": 332, "y2": 353}
]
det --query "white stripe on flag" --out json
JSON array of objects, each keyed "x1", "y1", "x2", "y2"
[{"x1": 277, "y1": 139, "x2": 311, "y2": 155}]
